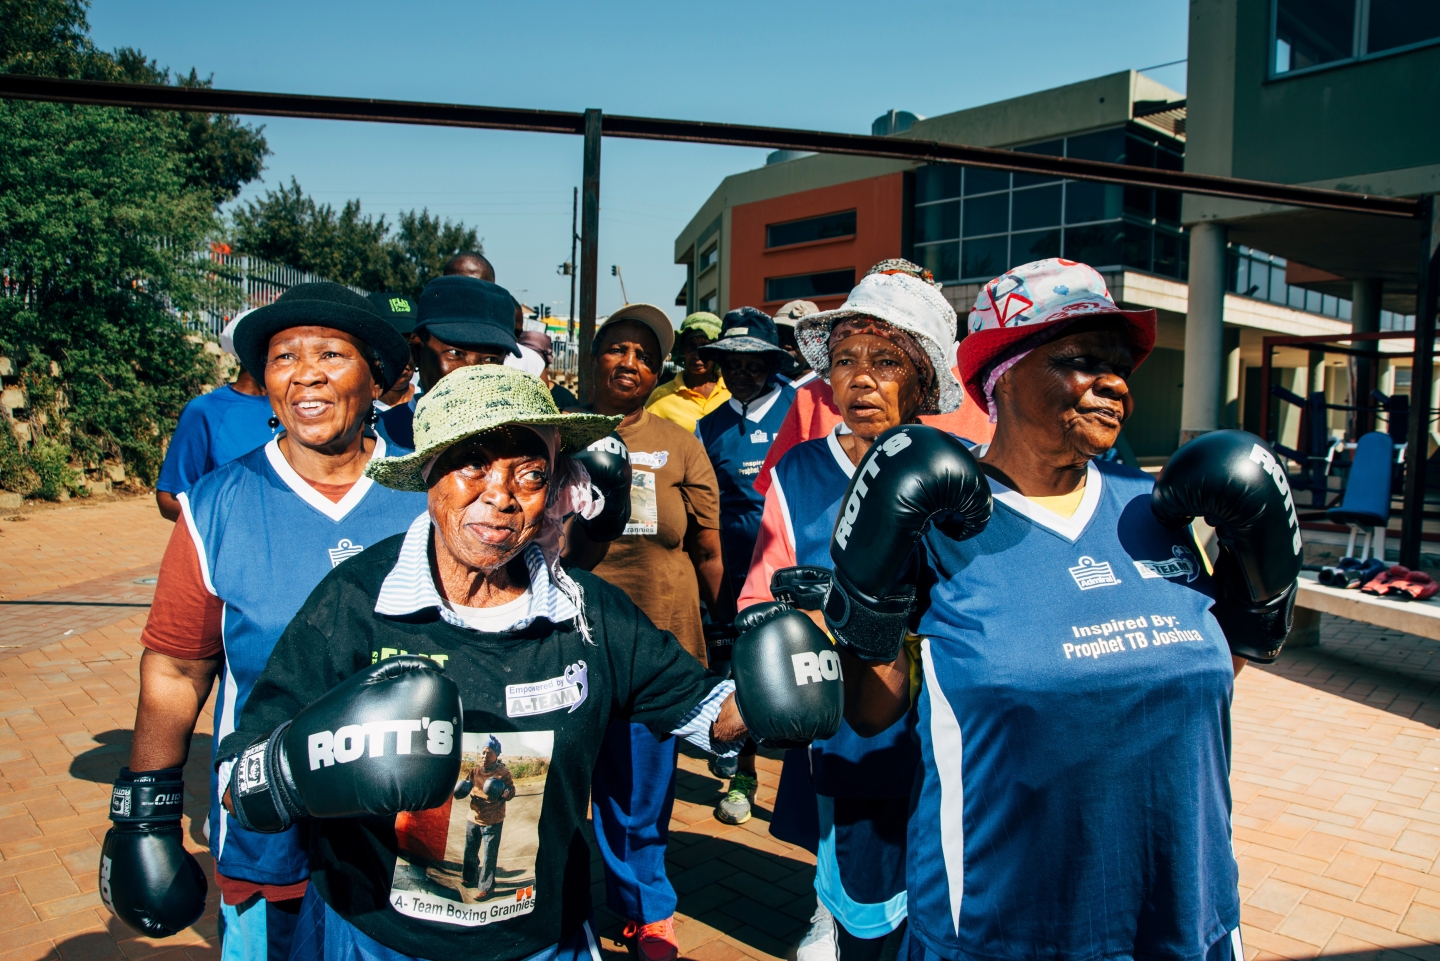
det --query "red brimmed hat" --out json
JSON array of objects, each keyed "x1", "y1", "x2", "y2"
[{"x1": 958, "y1": 258, "x2": 1156, "y2": 412}]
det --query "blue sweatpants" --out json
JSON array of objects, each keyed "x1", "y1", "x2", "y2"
[
  {"x1": 589, "y1": 719, "x2": 679, "y2": 924},
  {"x1": 286, "y1": 884, "x2": 600, "y2": 961}
]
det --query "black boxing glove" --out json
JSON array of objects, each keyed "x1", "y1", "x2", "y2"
[
  {"x1": 99, "y1": 767, "x2": 207, "y2": 937},
  {"x1": 825, "y1": 426, "x2": 991, "y2": 662},
  {"x1": 230, "y1": 656, "x2": 462, "y2": 832},
  {"x1": 1151, "y1": 430, "x2": 1303, "y2": 663},
  {"x1": 732, "y1": 602, "x2": 844, "y2": 749},
  {"x1": 573, "y1": 433, "x2": 632, "y2": 541}
]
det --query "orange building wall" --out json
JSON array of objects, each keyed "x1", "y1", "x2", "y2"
[{"x1": 728, "y1": 173, "x2": 906, "y2": 313}]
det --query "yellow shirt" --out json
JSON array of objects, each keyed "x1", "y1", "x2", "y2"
[
  {"x1": 1026, "y1": 486, "x2": 1087, "y2": 518},
  {"x1": 645, "y1": 373, "x2": 730, "y2": 433}
]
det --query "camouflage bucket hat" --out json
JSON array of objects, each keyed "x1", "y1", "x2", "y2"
[{"x1": 365, "y1": 365, "x2": 621, "y2": 492}]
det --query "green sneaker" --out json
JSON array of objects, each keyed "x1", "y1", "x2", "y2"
[{"x1": 716, "y1": 774, "x2": 757, "y2": 824}]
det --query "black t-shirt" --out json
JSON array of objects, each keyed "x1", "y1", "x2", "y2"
[{"x1": 219, "y1": 535, "x2": 721, "y2": 961}]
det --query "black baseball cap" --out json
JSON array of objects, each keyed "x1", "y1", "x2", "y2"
[
  {"x1": 414, "y1": 276, "x2": 520, "y2": 356},
  {"x1": 367, "y1": 292, "x2": 418, "y2": 335},
  {"x1": 232, "y1": 282, "x2": 411, "y2": 384}
]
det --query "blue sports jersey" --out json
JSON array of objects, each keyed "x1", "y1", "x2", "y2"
[
  {"x1": 179, "y1": 436, "x2": 426, "y2": 886},
  {"x1": 771, "y1": 431, "x2": 919, "y2": 795},
  {"x1": 695, "y1": 385, "x2": 794, "y2": 586},
  {"x1": 156, "y1": 385, "x2": 278, "y2": 494},
  {"x1": 909, "y1": 457, "x2": 1239, "y2": 961},
  {"x1": 377, "y1": 396, "x2": 417, "y2": 450}
]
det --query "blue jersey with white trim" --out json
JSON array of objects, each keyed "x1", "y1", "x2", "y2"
[
  {"x1": 908, "y1": 459, "x2": 1239, "y2": 961},
  {"x1": 772, "y1": 432, "x2": 918, "y2": 797},
  {"x1": 696, "y1": 385, "x2": 794, "y2": 583},
  {"x1": 180, "y1": 436, "x2": 426, "y2": 886}
]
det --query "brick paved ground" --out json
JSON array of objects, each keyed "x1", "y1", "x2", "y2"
[{"x1": 4, "y1": 498, "x2": 1440, "y2": 961}]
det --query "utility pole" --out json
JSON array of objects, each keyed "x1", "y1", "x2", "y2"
[
  {"x1": 611, "y1": 265, "x2": 629, "y2": 305},
  {"x1": 569, "y1": 186, "x2": 578, "y2": 341},
  {"x1": 578, "y1": 109, "x2": 601, "y2": 404}
]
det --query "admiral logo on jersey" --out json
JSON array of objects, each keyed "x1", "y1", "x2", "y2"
[
  {"x1": 328, "y1": 538, "x2": 365, "y2": 567},
  {"x1": 1069, "y1": 556, "x2": 1121, "y2": 590}
]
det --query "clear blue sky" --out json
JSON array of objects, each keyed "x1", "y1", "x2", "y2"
[{"x1": 88, "y1": 0, "x2": 1189, "y2": 324}]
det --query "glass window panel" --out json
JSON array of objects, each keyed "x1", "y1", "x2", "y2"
[
  {"x1": 1305, "y1": 289, "x2": 1323, "y2": 313},
  {"x1": 1126, "y1": 137, "x2": 1155, "y2": 169},
  {"x1": 963, "y1": 167, "x2": 1009, "y2": 196},
  {"x1": 1011, "y1": 184, "x2": 1062, "y2": 231},
  {"x1": 1275, "y1": 0, "x2": 1356, "y2": 73},
  {"x1": 1339, "y1": 298, "x2": 1352, "y2": 320},
  {"x1": 767, "y1": 210, "x2": 857, "y2": 248},
  {"x1": 1121, "y1": 222, "x2": 1152, "y2": 270},
  {"x1": 1154, "y1": 231, "x2": 1182, "y2": 278},
  {"x1": 1124, "y1": 186, "x2": 1154, "y2": 219},
  {"x1": 963, "y1": 192, "x2": 1009, "y2": 237},
  {"x1": 1271, "y1": 266, "x2": 1289, "y2": 304},
  {"x1": 1011, "y1": 229, "x2": 1061, "y2": 265},
  {"x1": 1014, "y1": 139, "x2": 1063, "y2": 187},
  {"x1": 764, "y1": 269, "x2": 857, "y2": 302},
  {"x1": 961, "y1": 235, "x2": 1009, "y2": 282},
  {"x1": 1368, "y1": 0, "x2": 1440, "y2": 52},
  {"x1": 913, "y1": 201, "x2": 959, "y2": 244},
  {"x1": 1066, "y1": 129, "x2": 1126, "y2": 164},
  {"x1": 1323, "y1": 294, "x2": 1338, "y2": 316},
  {"x1": 1235, "y1": 257, "x2": 1250, "y2": 294},
  {"x1": 1154, "y1": 189, "x2": 1181, "y2": 225},
  {"x1": 1065, "y1": 181, "x2": 1122, "y2": 224},
  {"x1": 1064, "y1": 224, "x2": 1123, "y2": 268},
  {"x1": 1287, "y1": 285, "x2": 1305, "y2": 309},
  {"x1": 916, "y1": 242, "x2": 960, "y2": 284},
  {"x1": 916, "y1": 165, "x2": 962, "y2": 203}
]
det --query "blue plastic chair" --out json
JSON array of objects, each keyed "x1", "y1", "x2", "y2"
[{"x1": 1328, "y1": 431, "x2": 1395, "y2": 561}]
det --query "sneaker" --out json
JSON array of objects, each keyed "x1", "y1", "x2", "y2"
[
  {"x1": 716, "y1": 773, "x2": 757, "y2": 825},
  {"x1": 623, "y1": 917, "x2": 679, "y2": 961},
  {"x1": 796, "y1": 902, "x2": 838, "y2": 961}
]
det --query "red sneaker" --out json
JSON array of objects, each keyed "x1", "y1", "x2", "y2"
[{"x1": 623, "y1": 917, "x2": 679, "y2": 961}]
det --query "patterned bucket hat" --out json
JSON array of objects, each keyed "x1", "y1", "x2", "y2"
[
  {"x1": 795, "y1": 261, "x2": 961, "y2": 413},
  {"x1": 957, "y1": 258, "x2": 1156, "y2": 412},
  {"x1": 365, "y1": 365, "x2": 621, "y2": 492}
]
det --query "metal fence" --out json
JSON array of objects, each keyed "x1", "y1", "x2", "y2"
[{"x1": 185, "y1": 248, "x2": 365, "y2": 337}]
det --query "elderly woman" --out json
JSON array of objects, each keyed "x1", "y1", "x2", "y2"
[
  {"x1": 739, "y1": 262, "x2": 962, "y2": 961},
  {"x1": 831, "y1": 258, "x2": 1301, "y2": 961},
  {"x1": 211, "y1": 365, "x2": 770, "y2": 961},
  {"x1": 102, "y1": 283, "x2": 425, "y2": 957},
  {"x1": 563, "y1": 305, "x2": 732, "y2": 960}
]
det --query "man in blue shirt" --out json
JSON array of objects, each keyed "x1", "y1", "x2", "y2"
[
  {"x1": 155, "y1": 310, "x2": 278, "y2": 520},
  {"x1": 694, "y1": 307, "x2": 794, "y2": 826},
  {"x1": 377, "y1": 276, "x2": 519, "y2": 448}
]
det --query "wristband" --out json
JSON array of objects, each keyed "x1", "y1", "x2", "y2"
[
  {"x1": 1214, "y1": 581, "x2": 1297, "y2": 664},
  {"x1": 109, "y1": 768, "x2": 186, "y2": 824},
  {"x1": 230, "y1": 724, "x2": 303, "y2": 834},
  {"x1": 824, "y1": 573, "x2": 914, "y2": 663}
]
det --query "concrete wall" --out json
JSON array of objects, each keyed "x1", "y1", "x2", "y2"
[{"x1": 1186, "y1": 0, "x2": 1440, "y2": 221}]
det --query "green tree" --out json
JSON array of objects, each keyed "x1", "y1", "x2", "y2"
[
  {"x1": 231, "y1": 180, "x2": 481, "y2": 298},
  {"x1": 0, "y1": 0, "x2": 268, "y2": 495}
]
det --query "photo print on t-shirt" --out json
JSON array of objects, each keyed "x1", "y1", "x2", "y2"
[
  {"x1": 624, "y1": 470, "x2": 658, "y2": 536},
  {"x1": 390, "y1": 730, "x2": 554, "y2": 927}
]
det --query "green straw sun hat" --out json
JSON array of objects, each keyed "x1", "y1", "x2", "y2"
[{"x1": 365, "y1": 365, "x2": 621, "y2": 492}]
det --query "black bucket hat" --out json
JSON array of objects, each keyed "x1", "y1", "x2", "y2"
[
  {"x1": 233, "y1": 282, "x2": 412, "y2": 384},
  {"x1": 699, "y1": 307, "x2": 789, "y2": 359}
]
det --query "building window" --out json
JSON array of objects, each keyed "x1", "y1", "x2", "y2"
[
  {"x1": 766, "y1": 210, "x2": 857, "y2": 249},
  {"x1": 911, "y1": 124, "x2": 1184, "y2": 284},
  {"x1": 1273, "y1": 0, "x2": 1440, "y2": 76},
  {"x1": 699, "y1": 291, "x2": 718, "y2": 313},
  {"x1": 698, "y1": 243, "x2": 718, "y2": 272},
  {"x1": 765, "y1": 269, "x2": 856, "y2": 302},
  {"x1": 1224, "y1": 245, "x2": 1410, "y2": 324}
]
